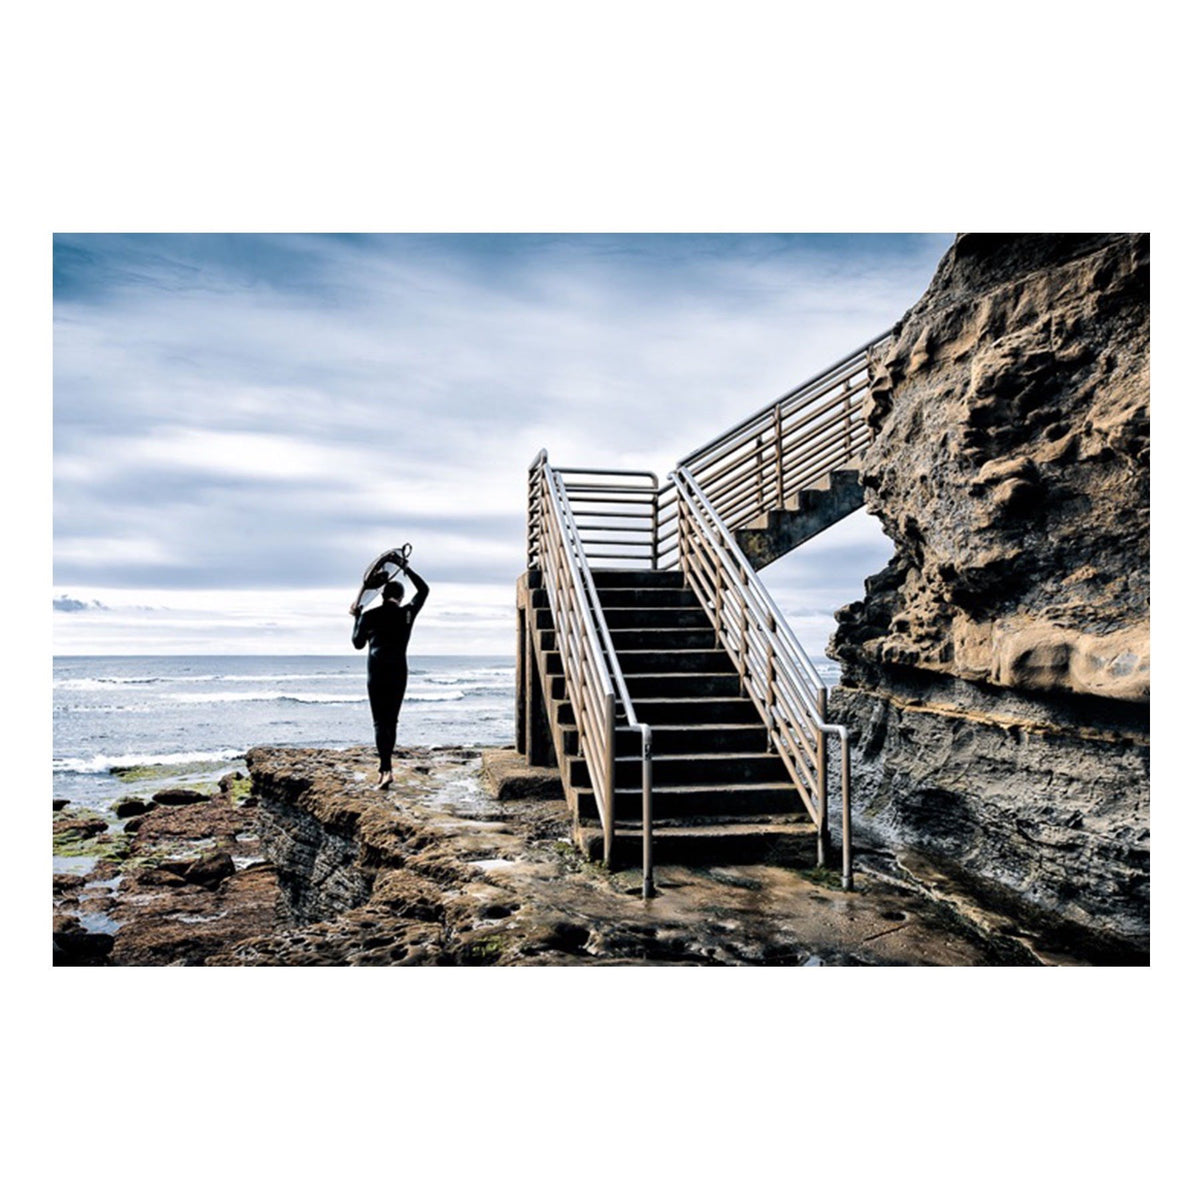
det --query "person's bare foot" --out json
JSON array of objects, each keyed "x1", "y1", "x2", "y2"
[{"x1": 378, "y1": 770, "x2": 393, "y2": 791}]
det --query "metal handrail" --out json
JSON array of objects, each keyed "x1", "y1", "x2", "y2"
[
  {"x1": 679, "y1": 331, "x2": 891, "y2": 534},
  {"x1": 524, "y1": 332, "x2": 884, "y2": 892},
  {"x1": 527, "y1": 451, "x2": 656, "y2": 897},
  {"x1": 673, "y1": 466, "x2": 854, "y2": 888}
]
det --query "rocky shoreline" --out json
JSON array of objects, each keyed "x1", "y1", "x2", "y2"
[{"x1": 52, "y1": 743, "x2": 1138, "y2": 966}]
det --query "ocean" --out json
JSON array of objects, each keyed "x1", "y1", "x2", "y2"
[
  {"x1": 53, "y1": 651, "x2": 843, "y2": 810},
  {"x1": 53, "y1": 655, "x2": 516, "y2": 808}
]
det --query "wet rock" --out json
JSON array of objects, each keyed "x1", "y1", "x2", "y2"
[
  {"x1": 115, "y1": 797, "x2": 154, "y2": 819},
  {"x1": 109, "y1": 864, "x2": 280, "y2": 966},
  {"x1": 53, "y1": 798, "x2": 69, "y2": 812},
  {"x1": 133, "y1": 866, "x2": 192, "y2": 888},
  {"x1": 53, "y1": 915, "x2": 114, "y2": 965},
  {"x1": 53, "y1": 874, "x2": 86, "y2": 895},
  {"x1": 219, "y1": 771, "x2": 255, "y2": 806},
  {"x1": 152, "y1": 788, "x2": 208, "y2": 806},
  {"x1": 56, "y1": 815, "x2": 109, "y2": 839},
  {"x1": 206, "y1": 746, "x2": 1027, "y2": 967},
  {"x1": 184, "y1": 851, "x2": 236, "y2": 889}
]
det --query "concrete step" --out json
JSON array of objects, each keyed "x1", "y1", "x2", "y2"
[
  {"x1": 580, "y1": 818, "x2": 816, "y2": 867},
  {"x1": 622, "y1": 672, "x2": 743, "y2": 699},
  {"x1": 549, "y1": 669, "x2": 742, "y2": 704},
  {"x1": 554, "y1": 694, "x2": 761, "y2": 729},
  {"x1": 608, "y1": 627, "x2": 719, "y2": 651},
  {"x1": 599, "y1": 606, "x2": 711, "y2": 630},
  {"x1": 544, "y1": 648, "x2": 731, "y2": 677},
  {"x1": 562, "y1": 723, "x2": 770, "y2": 757},
  {"x1": 576, "y1": 779, "x2": 802, "y2": 821},
  {"x1": 736, "y1": 468, "x2": 866, "y2": 569},
  {"x1": 620, "y1": 696, "x2": 762, "y2": 725},
  {"x1": 589, "y1": 587, "x2": 700, "y2": 608},
  {"x1": 612, "y1": 648, "x2": 733, "y2": 674},
  {"x1": 542, "y1": 626, "x2": 718, "y2": 653},
  {"x1": 589, "y1": 569, "x2": 685, "y2": 588},
  {"x1": 782, "y1": 466, "x2": 863, "y2": 510},
  {"x1": 569, "y1": 753, "x2": 790, "y2": 790}
]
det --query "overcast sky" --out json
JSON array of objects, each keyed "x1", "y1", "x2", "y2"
[{"x1": 53, "y1": 233, "x2": 952, "y2": 656}]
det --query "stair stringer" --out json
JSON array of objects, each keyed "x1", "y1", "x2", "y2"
[{"x1": 736, "y1": 467, "x2": 865, "y2": 569}]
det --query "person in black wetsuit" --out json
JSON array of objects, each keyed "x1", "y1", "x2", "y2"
[{"x1": 350, "y1": 562, "x2": 430, "y2": 789}]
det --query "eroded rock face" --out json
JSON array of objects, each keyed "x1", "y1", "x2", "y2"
[{"x1": 830, "y1": 233, "x2": 1149, "y2": 952}]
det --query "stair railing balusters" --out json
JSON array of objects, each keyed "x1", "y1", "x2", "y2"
[
  {"x1": 816, "y1": 686, "x2": 828, "y2": 870},
  {"x1": 774, "y1": 403, "x2": 785, "y2": 509},
  {"x1": 765, "y1": 612, "x2": 777, "y2": 751},
  {"x1": 843, "y1": 377, "x2": 853, "y2": 460},
  {"x1": 679, "y1": 331, "x2": 889, "y2": 534},
  {"x1": 670, "y1": 466, "x2": 854, "y2": 889},
  {"x1": 541, "y1": 462, "x2": 657, "y2": 897}
]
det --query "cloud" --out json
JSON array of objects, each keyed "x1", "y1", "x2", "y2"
[
  {"x1": 53, "y1": 594, "x2": 108, "y2": 612},
  {"x1": 54, "y1": 233, "x2": 950, "y2": 653}
]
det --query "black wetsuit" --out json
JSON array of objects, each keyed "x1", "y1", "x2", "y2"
[{"x1": 352, "y1": 568, "x2": 429, "y2": 771}]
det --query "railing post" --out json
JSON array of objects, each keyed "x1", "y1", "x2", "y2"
[
  {"x1": 641, "y1": 724, "x2": 654, "y2": 899},
  {"x1": 756, "y1": 432, "x2": 764, "y2": 512},
  {"x1": 816, "y1": 687, "x2": 829, "y2": 868},
  {"x1": 765, "y1": 612, "x2": 776, "y2": 749},
  {"x1": 651, "y1": 491, "x2": 659, "y2": 570},
  {"x1": 737, "y1": 570, "x2": 749, "y2": 688},
  {"x1": 843, "y1": 378, "x2": 852, "y2": 460},
  {"x1": 841, "y1": 732, "x2": 853, "y2": 891},
  {"x1": 603, "y1": 691, "x2": 616, "y2": 867},
  {"x1": 774, "y1": 402, "x2": 784, "y2": 508}
]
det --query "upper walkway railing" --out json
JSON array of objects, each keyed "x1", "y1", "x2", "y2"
[
  {"x1": 678, "y1": 331, "x2": 890, "y2": 533},
  {"x1": 527, "y1": 451, "x2": 656, "y2": 897}
]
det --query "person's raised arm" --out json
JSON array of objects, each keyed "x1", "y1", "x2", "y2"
[
  {"x1": 351, "y1": 605, "x2": 370, "y2": 649},
  {"x1": 404, "y1": 564, "x2": 430, "y2": 617}
]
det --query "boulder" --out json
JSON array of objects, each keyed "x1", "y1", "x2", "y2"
[
  {"x1": 56, "y1": 815, "x2": 109, "y2": 839},
  {"x1": 184, "y1": 852, "x2": 237, "y2": 889},
  {"x1": 53, "y1": 916, "x2": 114, "y2": 966},
  {"x1": 152, "y1": 788, "x2": 208, "y2": 806},
  {"x1": 115, "y1": 796, "x2": 155, "y2": 819}
]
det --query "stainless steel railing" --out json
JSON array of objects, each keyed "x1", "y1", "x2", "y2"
[
  {"x1": 527, "y1": 451, "x2": 656, "y2": 897},
  {"x1": 672, "y1": 466, "x2": 854, "y2": 888},
  {"x1": 679, "y1": 332, "x2": 891, "y2": 533},
  {"x1": 525, "y1": 336, "x2": 885, "y2": 891},
  {"x1": 558, "y1": 468, "x2": 661, "y2": 568}
]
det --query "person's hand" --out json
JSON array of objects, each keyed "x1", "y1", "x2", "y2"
[{"x1": 349, "y1": 602, "x2": 361, "y2": 616}]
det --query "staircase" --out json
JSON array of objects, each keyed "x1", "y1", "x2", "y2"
[
  {"x1": 533, "y1": 568, "x2": 816, "y2": 867},
  {"x1": 517, "y1": 332, "x2": 890, "y2": 895}
]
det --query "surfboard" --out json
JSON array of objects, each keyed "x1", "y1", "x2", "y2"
[{"x1": 353, "y1": 544, "x2": 411, "y2": 612}]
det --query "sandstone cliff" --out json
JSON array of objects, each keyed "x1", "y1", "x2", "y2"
[{"x1": 829, "y1": 233, "x2": 1149, "y2": 955}]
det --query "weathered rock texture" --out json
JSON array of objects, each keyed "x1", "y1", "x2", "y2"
[
  {"x1": 830, "y1": 233, "x2": 1149, "y2": 956},
  {"x1": 211, "y1": 747, "x2": 1028, "y2": 966}
]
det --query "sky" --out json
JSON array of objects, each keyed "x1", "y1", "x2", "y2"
[{"x1": 53, "y1": 233, "x2": 953, "y2": 657}]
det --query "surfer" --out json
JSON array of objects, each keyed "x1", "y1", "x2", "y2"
[{"x1": 350, "y1": 558, "x2": 429, "y2": 790}]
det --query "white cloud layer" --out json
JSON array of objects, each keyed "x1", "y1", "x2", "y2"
[{"x1": 54, "y1": 233, "x2": 950, "y2": 654}]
